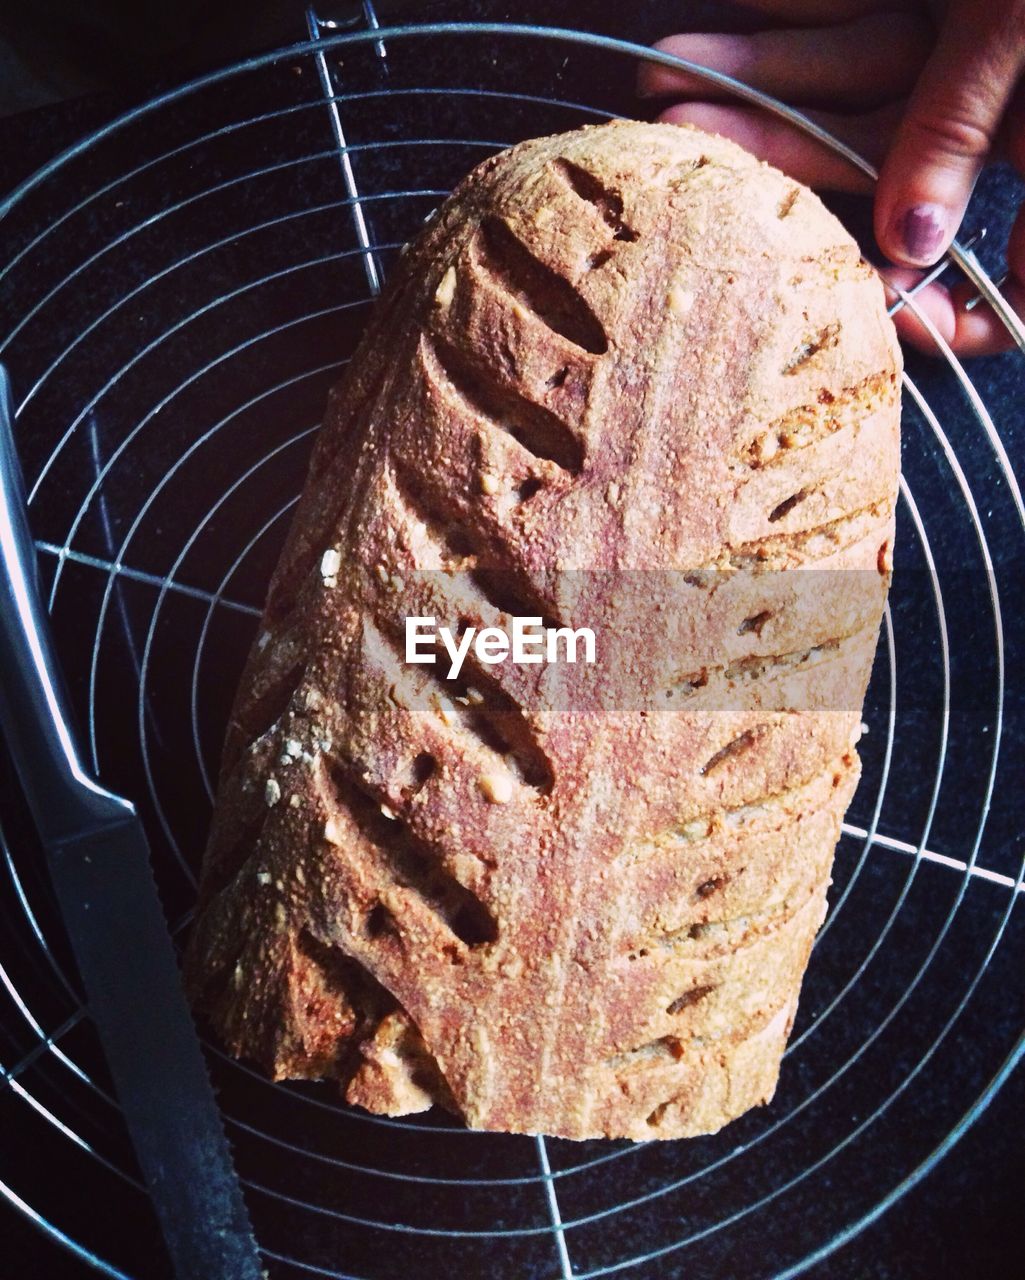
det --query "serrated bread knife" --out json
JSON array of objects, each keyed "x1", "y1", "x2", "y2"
[{"x1": 0, "y1": 365, "x2": 263, "y2": 1279}]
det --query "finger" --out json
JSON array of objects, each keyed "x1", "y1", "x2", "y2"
[
  {"x1": 875, "y1": 2, "x2": 1025, "y2": 267},
  {"x1": 947, "y1": 196, "x2": 1025, "y2": 353},
  {"x1": 657, "y1": 100, "x2": 905, "y2": 193},
  {"x1": 882, "y1": 237, "x2": 1025, "y2": 357},
  {"x1": 884, "y1": 274, "x2": 1025, "y2": 355},
  {"x1": 639, "y1": 15, "x2": 932, "y2": 108}
]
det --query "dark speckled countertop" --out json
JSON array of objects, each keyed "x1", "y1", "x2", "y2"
[{"x1": 0, "y1": 3, "x2": 1021, "y2": 1278}]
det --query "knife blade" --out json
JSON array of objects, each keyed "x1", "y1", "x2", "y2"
[{"x1": 0, "y1": 365, "x2": 264, "y2": 1279}]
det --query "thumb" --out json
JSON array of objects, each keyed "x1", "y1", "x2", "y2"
[{"x1": 875, "y1": 2, "x2": 1025, "y2": 267}]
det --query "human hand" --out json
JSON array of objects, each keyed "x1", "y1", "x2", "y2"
[{"x1": 638, "y1": 0, "x2": 1025, "y2": 355}]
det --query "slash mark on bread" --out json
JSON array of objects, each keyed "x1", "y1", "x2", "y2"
[
  {"x1": 390, "y1": 456, "x2": 567, "y2": 633},
  {"x1": 199, "y1": 808, "x2": 269, "y2": 906},
  {"x1": 782, "y1": 322, "x2": 842, "y2": 375},
  {"x1": 473, "y1": 216, "x2": 610, "y2": 354},
  {"x1": 360, "y1": 578, "x2": 556, "y2": 795},
  {"x1": 298, "y1": 927, "x2": 394, "y2": 1036},
  {"x1": 700, "y1": 725, "x2": 769, "y2": 777},
  {"x1": 224, "y1": 659, "x2": 306, "y2": 775},
  {"x1": 667, "y1": 984, "x2": 716, "y2": 1015},
  {"x1": 663, "y1": 632, "x2": 851, "y2": 707},
  {"x1": 722, "y1": 499, "x2": 895, "y2": 568},
  {"x1": 768, "y1": 488, "x2": 811, "y2": 523},
  {"x1": 618, "y1": 751, "x2": 857, "y2": 869},
  {"x1": 606, "y1": 1035, "x2": 684, "y2": 1069},
  {"x1": 327, "y1": 761, "x2": 500, "y2": 951},
  {"x1": 551, "y1": 157, "x2": 639, "y2": 244},
  {"x1": 421, "y1": 332, "x2": 584, "y2": 472},
  {"x1": 737, "y1": 610, "x2": 773, "y2": 636},
  {"x1": 742, "y1": 368, "x2": 897, "y2": 469}
]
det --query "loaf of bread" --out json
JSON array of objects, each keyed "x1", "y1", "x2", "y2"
[{"x1": 185, "y1": 120, "x2": 901, "y2": 1140}]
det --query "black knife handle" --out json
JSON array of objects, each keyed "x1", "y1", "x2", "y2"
[
  {"x1": 0, "y1": 366, "x2": 129, "y2": 844},
  {"x1": 49, "y1": 819, "x2": 267, "y2": 1280}
]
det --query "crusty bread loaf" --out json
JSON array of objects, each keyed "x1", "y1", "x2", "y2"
[{"x1": 185, "y1": 120, "x2": 901, "y2": 1140}]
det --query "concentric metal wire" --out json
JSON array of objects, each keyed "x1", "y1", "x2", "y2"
[{"x1": 0, "y1": 17, "x2": 1022, "y2": 1280}]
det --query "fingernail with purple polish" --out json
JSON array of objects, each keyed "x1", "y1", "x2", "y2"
[{"x1": 896, "y1": 205, "x2": 948, "y2": 264}]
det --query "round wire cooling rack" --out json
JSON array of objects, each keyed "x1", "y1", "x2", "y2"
[{"x1": 0, "y1": 15, "x2": 1023, "y2": 1280}]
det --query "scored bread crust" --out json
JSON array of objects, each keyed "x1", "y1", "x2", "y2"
[{"x1": 184, "y1": 120, "x2": 901, "y2": 1141}]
